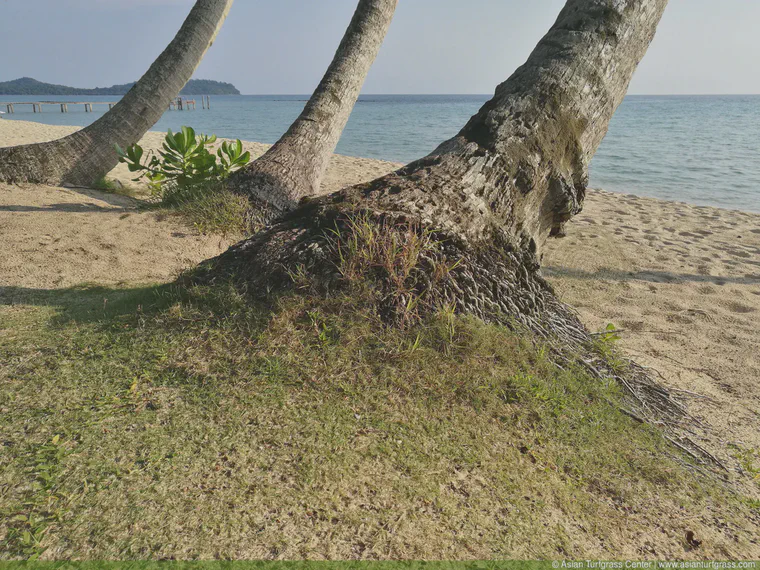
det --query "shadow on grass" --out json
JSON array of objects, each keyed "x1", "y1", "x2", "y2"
[{"x1": 0, "y1": 282, "x2": 176, "y2": 324}]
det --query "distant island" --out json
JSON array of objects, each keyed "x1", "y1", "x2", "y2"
[{"x1": 0, "y1": 77, "x2": 241, "y2": 96}]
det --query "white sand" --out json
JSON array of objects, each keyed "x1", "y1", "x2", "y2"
[
  {"x1": 545, "y1": 190, "x2": 760, "y2": 497},
  {"x1": 1, "y1": 119, "x2": 759, "y2": 497}
]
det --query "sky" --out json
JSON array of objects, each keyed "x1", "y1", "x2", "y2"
[{"x1": 1, "y1": 0, "x2": 759, "y2": 95}]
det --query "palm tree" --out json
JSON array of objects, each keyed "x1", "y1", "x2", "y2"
[
  {"x1": 196, "y1": 0, "x2": 668, "y2": 341},
  {"x1": 228, "y1": 0, "x2": 398, "y2": 223},
  {"x1": 0, "y1": 0, "x2": 233, "y2": 187}
]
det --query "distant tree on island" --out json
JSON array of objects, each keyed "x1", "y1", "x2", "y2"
[{"x1": 0, "y1": 77, "x2": 240, "y2": 96}]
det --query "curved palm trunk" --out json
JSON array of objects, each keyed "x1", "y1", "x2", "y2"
[
  {"x1": 197, "y1": 0, "x2": 668, "y2": 333},
  {"x1": 228, "y1": 0, "x2": 397, "y2": 221},
  {"x1": 191, "y1": 0, "x2": 679, "y2": 428},
  {"x1": 0, "y1": 0, "x2": 233, "y2": 187}
]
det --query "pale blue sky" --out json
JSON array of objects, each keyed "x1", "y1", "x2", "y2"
[{"x1": 1, "y1": 0, "x2": 758, "y2": 95}]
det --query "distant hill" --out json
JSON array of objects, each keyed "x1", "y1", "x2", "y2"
[{"x1": 0, "y1": 77, "x2": 240, "y2": 96}]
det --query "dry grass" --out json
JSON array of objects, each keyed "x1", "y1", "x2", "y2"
[{"x1": 326, "y1": 213, "x2": 458, "y2": 326}]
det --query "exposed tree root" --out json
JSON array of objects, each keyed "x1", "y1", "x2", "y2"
[{"x1": 186, "y1": 204, "x2": 720, "y2": 472}]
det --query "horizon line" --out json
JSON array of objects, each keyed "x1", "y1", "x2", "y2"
[
  {"x1": 237, "y1": 92, "x2": 760, "y2": 97},
  {"x1": 2, "y1": 92, "x2": 759, "y2": 98}
]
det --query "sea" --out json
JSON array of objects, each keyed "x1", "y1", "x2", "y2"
[{"x1": 2, "y1": 94, "x2": 759, "y2": 212}]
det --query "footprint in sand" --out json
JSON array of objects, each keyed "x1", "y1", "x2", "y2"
[
  {"x1": 726, "y1": 249, "x2": 752, "y2": 259},
  {"x1": 667, "y1": 313, "x2": 694, "y2": 325},
  {"x1": 683, "y1": 308, "x2": 711, "y2": 320},
  {"x1": 38, "y1": 235, "x2": 61, "y2": 246},
  {"x1": 723, "y1": 301, "x2": 756, "y2": 314},
  {"x1": 697, "y1": 265, "x2": 713, "y2": 275}
]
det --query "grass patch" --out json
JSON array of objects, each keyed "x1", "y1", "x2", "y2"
[
  {"x1": 92, "y1": 177, "x2": 141, "y2": 199},
  {"x1": 0, "y1": 283, "x2": 757, "y2": 559},
  {"x1": 94, "y1": 176, "x2": 250, "y2": 237},
  {"x1": 140, "y1": 181, "x2": 250, "y2": 237},
  {"x1": 168, "y1": 187, "x2": 251, "y2": 237},
  {"x1": 729, "y1": 444, "x2": 760, "y2": 484}
]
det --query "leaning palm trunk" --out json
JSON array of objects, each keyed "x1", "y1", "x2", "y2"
[
  {"x1": 228, "y1": 0, "x2": 397, "y2": 222},
  {"x1": 0, "y1": 0, "x2": 233, "y2": 187},
  {"x1": 199, "y1": 0, "x2": 668, "y2": 318},
  {"x1": 194, "y1": 0, "x2": 685, "y2": 433}
]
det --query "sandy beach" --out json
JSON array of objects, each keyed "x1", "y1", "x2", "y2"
[{"x1": 1, "y1": 119, "x2": 759, "y2": 495}]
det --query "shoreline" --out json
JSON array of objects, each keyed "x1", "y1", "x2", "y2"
[
  {"x1": 3, "y1": 118, "x2": 759, "y2": 215},
  {"x1": 0, "y1": 120, "x2": 404, "y2": 197}
]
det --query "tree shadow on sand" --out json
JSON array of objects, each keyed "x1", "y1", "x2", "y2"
[{"x1": 543, "y1": 266, "x2": 760, "y2": 286}]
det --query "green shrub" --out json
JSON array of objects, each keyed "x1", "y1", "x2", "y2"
[
  {"x1": 116, "y1": 127, "x2": 252, "y2": 236},
  {"x1": 116, "y1": 126, "x2": 250, "y2": 197}
]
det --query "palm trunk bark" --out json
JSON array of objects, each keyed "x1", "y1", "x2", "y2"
[
  {"x1": 196, "y1": 0, "x2": 668, "y2": 335},
  {"x1": 194, "y1": 0, "x2": 695, "y2": 454},
  {"x1": 0, "y1": 0, "x2": 233, "y2": 187},
  {"x1": 228, "y1": 0, "x2": 397, "y2": 222}
]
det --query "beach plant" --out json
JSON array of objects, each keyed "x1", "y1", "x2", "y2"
[{"x1": 116, "y1": 126, "x2": 250, "y2": 198}]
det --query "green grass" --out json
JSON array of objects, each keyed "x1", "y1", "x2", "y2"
[
  {"x1": 142, "y1": 181, "x2": 251, "y2": 237},
  {"x1": 0, "y1": 283, "x2": 757, "y2": 560},
  {"x1": 168, "y1": 188, "x2": 251, "y2": 237},
  {"x1": 729, "y1": 444, "x2": 760, "y2": 484},
  {"x1": 92, "y1": 177, "x2": 141, "y2": 199},
  {"x1": 92, "y1": 177, "x2": 250, "y2": 237}
]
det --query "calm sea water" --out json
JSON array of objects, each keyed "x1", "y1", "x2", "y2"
[{"x1": 3, "y1": 94, "x2": 759, "y2": 212}]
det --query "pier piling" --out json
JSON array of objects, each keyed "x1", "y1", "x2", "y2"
[{"x1": 166, "y1": 96, "x2": 209, "y2": 111}]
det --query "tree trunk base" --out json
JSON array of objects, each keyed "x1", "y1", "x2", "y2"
[{"x1": 186, "y1": 202, "x2": 718, "y2": 470}]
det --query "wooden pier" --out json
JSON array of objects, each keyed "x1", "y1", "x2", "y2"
[
  {"x1": 2, "y1": 96, "x2": 212, "y2": 115},
  {"x1": 1, "y1": 101, "x2": 118, "y2": 114}
]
